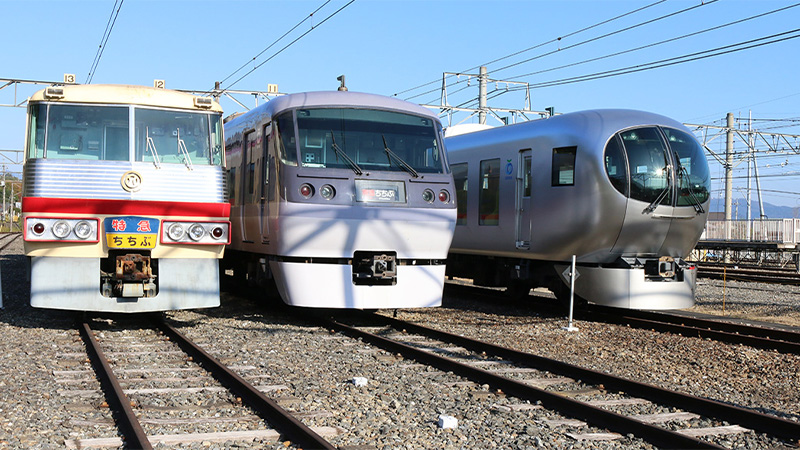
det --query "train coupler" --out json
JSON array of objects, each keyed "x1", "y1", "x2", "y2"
[{"x1": 352, "y1": 251, "x2": 397, "y2": 286}]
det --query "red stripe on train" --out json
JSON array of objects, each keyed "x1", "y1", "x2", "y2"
[{"x1": 22, "y1": 197, "x2": 231, "y2": 218}]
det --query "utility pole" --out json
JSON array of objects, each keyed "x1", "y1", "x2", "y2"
[
  {"x1": 478, "y1": 66, "x2": 487, "y2": 125},
  {"x1": 724, "y1": 113, "x2": 734, "y2": 240},
  {"x1": 1, "y1": 165, "x2": 5, "y2": 229}
]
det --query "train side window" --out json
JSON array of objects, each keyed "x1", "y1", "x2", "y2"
[
  {"x1": 604, "y1": 135, "x2": 629, "y2": 196},
  {"x1": 27, "y1": 104, "x2": 47, "y2": 158},
  {"x1": 620, "y1": 127, "x2": 671, "y2": 205},
  {"x1": 451, "y1": 163, "x2": 468, "y2": 226},
  {"x1": 275, "y1": 112, "x2": 298, "y2": 166},
  {"x1": 228, "y1": 167, "x2": 236, "y2": 204},
  {"x1": 523, "y1": 155, "x2": 532, "y2": 197},
  {"x1": 479, "y1": 159, "x2": 499, "y2": 226},
  {"x1": 551, "y1": 146, "x2": 576, "y2": 186}
]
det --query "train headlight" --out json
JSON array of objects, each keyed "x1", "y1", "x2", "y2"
[
  {"x1": 32, "y1": 222, "x2": 46, "y2": 236},
  {"x1": 438, "y1": 189, "x2": 451, "y2": 203},
  {"x1": 74, "y1": 221, "x2": 93, "y2": 239},
  {"x1": 167, "y1": 223, "x2": 186, "y2": 241},
  {"x1": 52, "y1": 220, "x2": 72, "y2": 239},
  {"x1": 422, "y1": 189, "x2": 435, "y2": 203},
  {"x1": 299, "y1": 183, "x2": 314, "y2": 199},
  {"x1": 320, "y1": 184, "x2": 335, "y2": 200},
  {"x1": 188, "y1": 223, "x2": 206, "y2": 241}
]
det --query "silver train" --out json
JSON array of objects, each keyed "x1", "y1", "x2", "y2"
[
  {"x1": 222, "y1": 91, "x2": 456, "y2": 308},
  {"x1": 444, "y1": 109, "x2": 710, "y2": 309}
]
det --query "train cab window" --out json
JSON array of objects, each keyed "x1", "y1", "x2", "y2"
[
  {"x1": 275, "y1": 112, "x2": 298, "y2": 166},
  {"x1": 604, "y1": 136, "x2": 629, "y2": 196},
  {"x1": 662, "y1": 127, "x2": 710, "y2": 207},
  {"x1": 134, "y1": 108, "x2": 218, "y2": 166},
  {"x1": 479, "y1": 159, "x2": 499, "y2": 226},
  {"x1": 294, "y1": 108, "x2": 445, "y2": 174},
  {"x1": 32, "y1": 104, "x2": 129, "y2": 160},
  {"x1": 551, "y1": 146, "x2": 576, "y2": 186},
  {"x1": 620, "y1": 127, "x2": 672, "y2": 205},
  {"x1": 451, "y1": 163, "x2": 468, "y2": 225}
]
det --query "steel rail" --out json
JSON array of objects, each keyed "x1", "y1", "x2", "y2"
[
  {"x1": 583, "y1": 305, "x2": 800, "y2": 354},
  {"x1": 319, "y1": 315, "x2": 722, "y2": 450},
  {"x1": 357, "y1": 312, "x2": 800, "y2": 445},
  {"x1": 0, "y1": 232, "x2": 20, "y2": 252},
  {"x1": 79, "y1": 322, "x2": 153, "y2": 450},
  {"x1": 156, "y1": 321, "x2": 336, "y2": 450}
]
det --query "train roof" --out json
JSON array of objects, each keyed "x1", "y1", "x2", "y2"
[
  {"x1": 224, "y1": 91, "x2": 440, "y2": 128},
  {"x1": 445, "y1": 108, "x2": 689, "y2": 151},
  {"x1": 28, "y1": 84, "x2": 223, "y2": 113}
]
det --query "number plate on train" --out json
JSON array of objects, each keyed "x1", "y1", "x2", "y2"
[
  {"x1": 354, "y1": 180, "x2": 406, "y2": 203},
  {"x1": 104, "y1": 216, "x2": 159, "y2": 249}
]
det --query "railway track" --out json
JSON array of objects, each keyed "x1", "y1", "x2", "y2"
[
  {"x1": 580, "y1": 305, "x2": 800, "y2": 355},
  {"x1": 447, "y1": 282, "x2": 800, "y2": 355},
  {"x1": 69, "y1": 317, "x2": 335, "y2": 449},
  {"x1": 0, "y1": 232, "x2": 20, "y2": 252},
  {"x1": 317, "y1": 311, "x2": 799, "y2": 450},
  {"x1": 697, "y1": 264, "x2": 800, "y2": 285}
]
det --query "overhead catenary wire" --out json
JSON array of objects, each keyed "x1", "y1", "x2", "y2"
[
  {"x1": 216, "y1": 0, "x2": 332, "y2": 87},
  {"x1": 497, "y1": 3, "x2": 800, "y2": 83},
  {"x1": 86, "y1": 0, "x2": 124, "y2": 84},
  {"x1": 480, "y1": 28, "x2": 800, "y2": 106},
  {"x1": 396, "y1": 0, "x2": 672, "y2": 100},
  {"x1": 217, "y1": 0, "x2": 356, "y2": 95}
]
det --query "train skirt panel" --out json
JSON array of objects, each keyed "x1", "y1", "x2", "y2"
[
  {"x1": 271, "y1": 260, "x2": 445, "y2": 309},
  {"x1": 29, "y1": 257, "x2": 220, "y2": 312},
  {"x1": 553, "y1": 263, "x2": 696, "y2": 310}
]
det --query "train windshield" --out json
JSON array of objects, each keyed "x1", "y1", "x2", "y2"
[
  {"x1": 294, "y1": 108, "x2": 445, "y2": 174},
  {"x1": 26, "y1": 103, "x2": 223, "y2": 166},
  {"x1": 662, "y1": 128, "x2": 710, "y2": 207},
  {"x1": 135, "y1": 108, "x2": 223, "y2": 166},
  {"x1": 604, "y1": 126, "x2": 709, "y2": 209}
]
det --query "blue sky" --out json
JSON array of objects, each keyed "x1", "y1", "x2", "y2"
[{"x1": 2, "y1": 0, "x2": 799, "y2": 209}]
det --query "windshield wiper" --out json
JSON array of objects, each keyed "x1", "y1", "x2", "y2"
[
  {"x1": 382, "y1": 135, "x2": 419, "y2": 178},
  {"x1": 642, "y1": 165, "x2": 671, "y2": 214},
  {"x1": 330, "y1": 131, "x2": 362, "y2": 175},
  {"x1": 145, "y1": 126, "x2": 161, "y2": 169},
  {"x1": 677, "y1": 164, "x2": 705, "y2": 214},
  {"x1": 177, "y1": 128, "x2": 193, "y2": 170}
]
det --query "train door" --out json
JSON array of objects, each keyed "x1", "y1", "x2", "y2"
[
  {"x1": 259, "y1": 123, "x2": 271, "y2": 243},
  {"x1": 241, "y1": 130, "x2": 261, "y2": 243},
  {"x1": 515, "y1": 150, "x2": 532, "y2": 249}
]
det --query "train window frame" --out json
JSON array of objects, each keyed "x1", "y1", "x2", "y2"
[
  {"x1": 661, "y1": 127, "x2": 710, "y2": 207},
  {"x1": 604, "y1": 134, "x2": 629, "y2": 197},
  {"x1": 479, "y1": 158, "x2": 500, "y2": 226},
  {"x1": 451, "y1": 162, "x2": 468, "y2": 226},
  {"x1": 33, "y1": 103, "x2": 130, "y2": 161},
  {"x1": 134, "y1": 106, "x2": 218, "y2": 166},
  {"x1": 551, "y1": 146, "x2": 577, "y2": 187},
  {"x1": 275, "y1": 111, "x2": 299, "y2": 166},
  {"x1": 619, "y1": 127, "x2": 672, "y2": 205}
]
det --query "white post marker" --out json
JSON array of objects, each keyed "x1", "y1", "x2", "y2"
[{"x1": 563, "y1": 255, "x2": 578, "y2": 332}]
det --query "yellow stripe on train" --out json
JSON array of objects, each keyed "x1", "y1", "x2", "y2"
[{"x1": 106, "y1": 234, "x2": 158, "y2": 249}]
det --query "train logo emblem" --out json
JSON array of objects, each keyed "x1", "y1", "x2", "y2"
[{"x1": 121, "y1": 171, "x2": 143, "y2": 192}]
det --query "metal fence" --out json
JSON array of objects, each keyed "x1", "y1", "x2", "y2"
[{"x1": 700, "y1": 219, "x2": 800, "y2": 244}]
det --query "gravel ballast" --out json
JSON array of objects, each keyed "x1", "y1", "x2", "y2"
[{"x1": 1, "y1": 235, "x2": 798, "y2": 449}]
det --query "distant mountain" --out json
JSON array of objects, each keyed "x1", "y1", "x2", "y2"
[{"x1": 709, "y1": 199, "x2": 800, "y2": 219}]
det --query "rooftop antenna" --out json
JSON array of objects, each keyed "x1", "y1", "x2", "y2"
[{"x1": 337, "y1": 75, "x2": 347, "y2": 91}]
